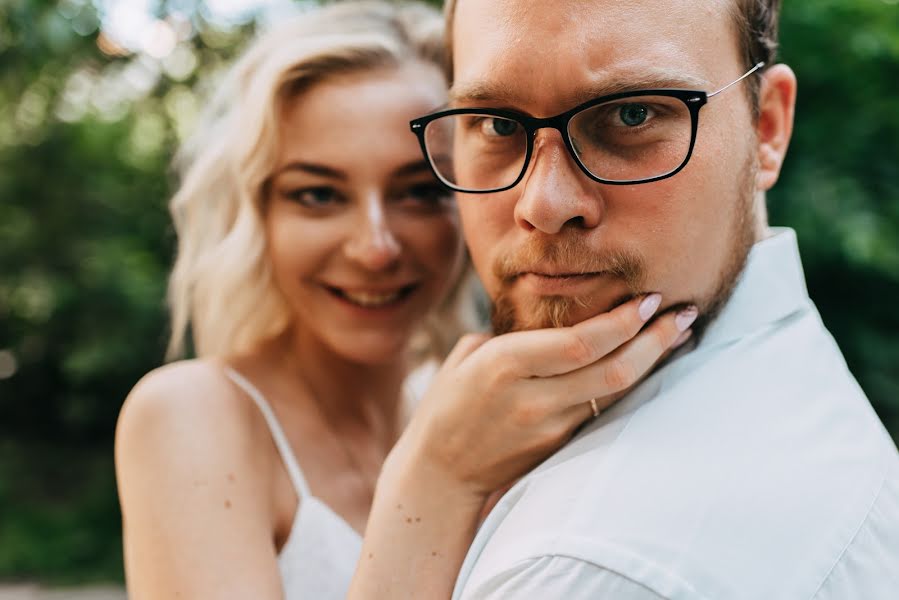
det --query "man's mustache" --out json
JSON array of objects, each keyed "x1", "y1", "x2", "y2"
[{"x1": 492, "y1": 234, "x2": 648, "y2": 291}]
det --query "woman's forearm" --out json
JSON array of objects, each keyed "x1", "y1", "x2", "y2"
[{"x1": 347, "y1": 443, "x2": 485, "y2": 599}]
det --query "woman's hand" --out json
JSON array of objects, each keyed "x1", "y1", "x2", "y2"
[{"x1": 349, "y1": 294, "x2": 696, "y2": 599}]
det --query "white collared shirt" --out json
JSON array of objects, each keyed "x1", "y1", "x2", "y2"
[{"x1": 453, "y1": 229, "x2": 899, "y2": 600}]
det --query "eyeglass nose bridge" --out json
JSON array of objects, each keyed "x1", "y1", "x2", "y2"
[
  {"x1": 519, "y1": 113, "x2": 572, "y2": 139},
  {"x1": 516, "y1": 112, "x2": 599, "y2": 183}
]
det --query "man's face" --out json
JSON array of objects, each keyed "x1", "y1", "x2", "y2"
[{"x1": 451, "y1": 0, "x2": 762, "y2": 333}]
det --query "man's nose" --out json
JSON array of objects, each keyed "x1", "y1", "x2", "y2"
[
  {"x1": 513, "y1": 130, "x2": 603, "y2": 234},
  {"x1": 343, "y1": 194, "x2": 401, "y2": 270}
]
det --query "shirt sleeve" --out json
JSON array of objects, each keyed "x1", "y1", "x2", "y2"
[{"x1": 458, "y1": 555, "x2": 670, "y2": 600}]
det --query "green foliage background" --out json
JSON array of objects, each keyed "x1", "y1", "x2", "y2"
[{"x1": 0, "y1": 0, "x2": 897, "y2": 584}]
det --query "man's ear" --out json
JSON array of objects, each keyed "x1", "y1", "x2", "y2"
[{"x1": 755, "y1": 64, "x2": 797, "y2": 192}]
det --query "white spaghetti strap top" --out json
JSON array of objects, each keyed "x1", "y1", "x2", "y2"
[
  {"x1": 224, "y1": 368, "x2": 312, "y2": 498},
  {"x1": 224, "y1": 368, "x2": 362, "y2": 600}
]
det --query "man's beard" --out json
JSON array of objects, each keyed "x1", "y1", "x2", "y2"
[
  {"x1": 490, "y1": 242, "x2": 647, "y2": 334},
  {"x1": 490, "y1": 159, "x2": 759, "y2": 337}
]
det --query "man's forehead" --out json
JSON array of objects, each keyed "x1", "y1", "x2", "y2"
[
  {"x1": 451, "y1": 0, "x2": 736, "y2": 33},
  {"x1": 451, "y1": 0, "x2": 737, "y2": 110}
]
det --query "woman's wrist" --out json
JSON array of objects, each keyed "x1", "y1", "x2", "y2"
[
  {"x1": 378, "y1": 435, "x2": 488, "y2": 515},
  {"x1": 348, "y1": 436, "x2": 487, "y2": 599}
]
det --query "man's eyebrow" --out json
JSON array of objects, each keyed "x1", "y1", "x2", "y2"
[
  {"x1": 449, "y1": 69, "x2": 711, "y2": 108},
  {"x1": 272, "y1": 161, "x2": 348, "y2": 180},
  {"x1": 448, "y1": 80, "x2": 515, "y2": 105},
  {"x1": 573, "y1": 72, "x2": 712, "y2": 104}
]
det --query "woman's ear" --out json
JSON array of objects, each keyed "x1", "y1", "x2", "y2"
[{"x1": 755, "y1": 64, "x2": 797, "y2": 192}]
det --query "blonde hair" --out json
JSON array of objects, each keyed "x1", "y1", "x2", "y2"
[{"x1": 166, "y1": 0, "x2": 472, "y2": 360}]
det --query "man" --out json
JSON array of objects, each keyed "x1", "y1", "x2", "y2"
[{"x1": 412, "y1": 0, "x2": 899, "y2": 597}]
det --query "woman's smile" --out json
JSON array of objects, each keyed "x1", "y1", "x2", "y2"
[{"x1": 321, "y1": 282, "x2": 420, "y2": 311}]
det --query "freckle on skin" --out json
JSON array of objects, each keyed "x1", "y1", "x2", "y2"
[
  {"x1": 224, "y1": 499, "x2": 232, "y2": 509},
  {"x1": 406, "y1": 517, "x2": 412, "y2": 523},
  {"x1": 396, "y1": 503, "x2": 403, "y2": 510},
  {"x1": 227, "y1": 473, "x2": 235, "y2": 482},
  {"x1": 415, "y1": 517, "x2": 421, "y2": 523},
  {"x1": 368, "y1": 553, "x2": 373, "y2": 559},
  {"x1": 432, "y1": 552, "x2": 437, "y2": 557}
]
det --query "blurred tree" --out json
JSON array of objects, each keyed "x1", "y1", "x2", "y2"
[
  {"x1": 0, "y1": 0, "x2": 895, "y2": 584},
  {"x1": 0, "y1": 0, "x2": 259, "y2": 582}
]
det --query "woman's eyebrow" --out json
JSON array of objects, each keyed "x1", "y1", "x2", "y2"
[
  {"x1": 391, "y1": 160, "x2": 434, "y2": 178},
  {"x1": 273, "y1": 161, "x2": 348, "y2": 180}
]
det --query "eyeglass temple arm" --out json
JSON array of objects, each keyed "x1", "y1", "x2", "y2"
[{"x1": 708, "y1": 62, "x2": 766, "y2": 98}]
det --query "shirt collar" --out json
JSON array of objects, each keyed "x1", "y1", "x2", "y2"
[
  {"x1": 697, "y1": 227, "x2": 812, "y2": 351},
  {"x1": 574, "y1": 228, "x2": 812, "y2": 438}
]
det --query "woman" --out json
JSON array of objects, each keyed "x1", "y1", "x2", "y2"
[{"x1": 115, "y1": 2, "x2": 692, "y2": 599}]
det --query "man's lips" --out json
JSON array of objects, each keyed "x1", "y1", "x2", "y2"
[
  {"x1": 518, "y1": 271, "x2": 605, "y2": 279},
  {"x1": 514, "y1": 271, "x2": 608, "y2": 295}
]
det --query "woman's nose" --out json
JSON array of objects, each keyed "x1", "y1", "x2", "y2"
[{"x1": 342, "y1": 195, "x2": 402, "y2": 271}]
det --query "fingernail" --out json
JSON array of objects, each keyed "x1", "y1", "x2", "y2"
[
  {"x1": 675, "y1": 306, "x2": 699, "y2": 332},
  {"x1": 672, "y1": 329, "x2": 693, "y2": 349},
  {"x1": 638, "y1": 293, "x2": 662, "y2": 321}
]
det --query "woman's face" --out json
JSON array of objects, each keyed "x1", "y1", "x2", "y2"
[{"x1": 265, "y1": 62, "x2": 462, "y2": 365}]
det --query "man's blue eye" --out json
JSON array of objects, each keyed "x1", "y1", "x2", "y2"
[
  {"x1": 619, "y1": 104, "x2": 649, "y2": 127},
  {"x1": 490, "y1": 118, "x2": 519, "y2": 136}
]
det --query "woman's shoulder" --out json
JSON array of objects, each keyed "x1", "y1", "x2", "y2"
[
  {"x1": 116, "y1": 358, "x2": 269, "y2": 481},
  {"x1": 120, "y1": 358, "x2": 256, "y2": 427},
  {"x1": 116, "y1": 359, "x2": 285, "y2": 597}
]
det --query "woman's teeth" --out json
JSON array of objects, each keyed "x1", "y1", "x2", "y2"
[{"x1": 340, "y1": 289, "x2": 403, "y2": 307}]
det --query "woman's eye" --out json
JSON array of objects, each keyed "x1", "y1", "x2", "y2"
[
  {"x1": 402, "y1": 182, "x2": 453, "y2": 206},
  {"x1": 283, "y1": 187, "x2": 340, "y2": 207}
]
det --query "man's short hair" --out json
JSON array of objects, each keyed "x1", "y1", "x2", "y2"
[{"x1": 443, "y1": 0, "x2": 781, "y2": 117}]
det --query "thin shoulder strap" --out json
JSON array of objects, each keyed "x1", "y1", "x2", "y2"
[{"x1": 223, "y1": 367, "x2": 312, "y2": 498}]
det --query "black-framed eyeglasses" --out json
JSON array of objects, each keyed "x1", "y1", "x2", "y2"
[{"x1": 410, "y1": 62, "x2": 765, "y2": 193}]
